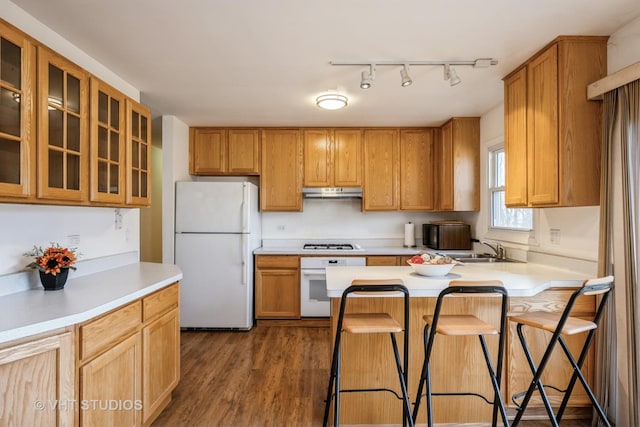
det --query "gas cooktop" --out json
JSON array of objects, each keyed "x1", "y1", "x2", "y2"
[{"x1": 302, "y1": 243, "x2": 356, "y2": 251}]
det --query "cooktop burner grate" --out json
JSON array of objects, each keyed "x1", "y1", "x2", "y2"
[{"x1": 303, "y1": 243, "x2": 355, "y2": 250}]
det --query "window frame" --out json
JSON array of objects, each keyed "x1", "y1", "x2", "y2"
[{"x1": 486, "y1": 143, "x2": 537, "y2": 241}]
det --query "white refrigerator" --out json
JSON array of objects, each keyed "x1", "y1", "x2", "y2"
[{"x1": 174, "y1": 181, "x2": 261, "y2": 329}]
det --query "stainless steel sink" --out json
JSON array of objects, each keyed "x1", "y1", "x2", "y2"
[
  {"x1": 434, "y1": 251, "x2": 522, "y2": 263},
  {"x1": 452, "y1": 253, "x2": 521, "y2": 263}
]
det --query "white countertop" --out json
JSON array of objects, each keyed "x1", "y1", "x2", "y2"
[
  {"x1": 254, "y1": 245, "x2": 427, "y2": 256},
  {"x1": 0, "y1": 262, "x2": 183, "y2": 345},
  {"x1": 326, "y1": 262, "x2": 589, "y2": 298}
]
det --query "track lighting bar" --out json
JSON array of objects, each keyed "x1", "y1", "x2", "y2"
[
  {"x1": 331, "y1": 58, "x2": 497, "y2": 88},
  {"x1": 330, "y1": 59, "x2": 498, "y2": 67}
]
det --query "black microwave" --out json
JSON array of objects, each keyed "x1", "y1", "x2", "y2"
[{"x1": 423, "y1": 223, "x2": 472, "y2": 250}]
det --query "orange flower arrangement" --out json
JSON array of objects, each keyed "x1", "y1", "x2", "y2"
[{"x1": 24, "y1": 244, "x2": 78, "y2": 276}]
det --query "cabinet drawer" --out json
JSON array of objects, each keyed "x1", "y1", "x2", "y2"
[
  {"x1": 367, "y1": 256, "x2": 399, "y2": 266},
  {"x1": 143, "y1": 283, "x2": 179, "y2": 322},
  {"x1": 79, "y1": 301, "x2": 141, "y2": 360},
  {"x1": 256, "y1": 255, "x2": 299, "y2": 268}
]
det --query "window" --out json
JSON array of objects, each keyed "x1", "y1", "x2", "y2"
[{"x1": 489, "y1": 146, "x2": 533, "y2": 230}]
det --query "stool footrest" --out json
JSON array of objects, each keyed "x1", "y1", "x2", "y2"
[
  {"x1": 511, "y1": 384, "x2": 567, "y2": 410},
  {"x1": 419, "y1": 391, "x2": 495, "y2": 406},
  {"x1": 328, "y1": 387, "x2": 406, "y2": 401}
]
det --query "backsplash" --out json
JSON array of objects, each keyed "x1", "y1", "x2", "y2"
[{"x1": 262, "y1": 198, "x2": 467, "y2": 240}]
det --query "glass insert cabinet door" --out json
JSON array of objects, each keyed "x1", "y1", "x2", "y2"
[
  {"x1": 126, "y1": 98, "x2": 151, "y2": 206},
  {"x1": 90, "y1": 77, "x2": 125, "y2": 204},
  {"x1": 0, "y1": 21, "x2": 36, "y2": 198},
  {"x1": 37, "y1": 47, "x2": 88, "y2": 201}
]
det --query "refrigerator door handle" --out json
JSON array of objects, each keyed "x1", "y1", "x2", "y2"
[
  {"x1": 241, "y1": 234, "x2": 248, "y2": 286},
  {"x1": 241, "y1": 183, "x2": 249, "y2": 233}
]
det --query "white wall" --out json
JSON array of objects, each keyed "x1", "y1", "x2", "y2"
[
  {"x1": 0, "y1": 2, "x2": 143, "y2": 277},
  {"x1": 161, "y1": 116, "x2": 190, "y2": 264},
  {"x1": 0, "y1": 205, "x2": 139, "y2": 276},
  {"x1": 262, "y1": 200, "x2": 463, "y2": 242},
  {"x1": 607, "y1": 15, "x2": 640, "y2": 73}
]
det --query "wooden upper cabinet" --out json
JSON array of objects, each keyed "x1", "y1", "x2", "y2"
[
  {"x1": 528, "y1": 45, "x2": 560, "y2": 206},
  {"x1": 89, "y1": 78, "x2": 125, "y2": 204},
  {"x1": 37, "y1": 47, "x2": 89, "y2": 202},
  {"x1": 438, "y1": 122, "x2": 454, "y2": 211},
  {"x1": 126, "y1": 98, "x2": 151, "y2": 206},
  {"x1": 333, "y1": 129, "x2": 362, "y2": 187},
  {"x1": 504, "y1": 67, "x2": 528, "y2": 207},
  {"x1": 400, "y1": 128, "x2": 435, "y2": 211},
  {"x1": 437, "y1": 118, "x2": 480, "y2": 211},
  {"x1": 503, "y1": 36, "x2": 607, "y2": 208},
  {"x1": 190, "y1": 128, "x2": 225, "y2": 174},
  {"x1": 0, "y1": 21, "x2": 36, "y2": 200},
  {"x1": 303, "y1": 129, "x2": 332, "y2": 187},
  {"x1": 260, "y1": 129, "x2": 302, "y2": 211},
  {"x1": 189, "y1": 127, "x2": 259, "y2": 175},
  {"x1": 303, "y1": 128, "x2": 362, "y2": 188},
  {"x1": 227, "y1": 129, "x2": 260, "y2": 174},
  {"x1": 363, "y1": 129, "x2": 399, "y2": 211}
]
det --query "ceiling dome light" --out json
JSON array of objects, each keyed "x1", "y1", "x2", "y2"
[
  {"x1": 316, "y1": 94, "x2": 348, "y2": 110},
  {"x1": 400, "y1": 65, "x2": 412, "y2": 87}
]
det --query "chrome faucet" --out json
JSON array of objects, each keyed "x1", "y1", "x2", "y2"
[{"x1": 480, "y1": 240, "x2": 506, "y2": 259}]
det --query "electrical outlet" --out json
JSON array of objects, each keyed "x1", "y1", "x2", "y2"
[
  {"x1": 114, "y1": 208, "x2": 123, "y2": 230},
  {"x1": 550, "y1": 228, "x2": 560, "y2": 244},
  {"x1": 277, "y1": 225, "x2": 285, "y2": 231},
  {"x1": 67, "y1": 234, "x2": 80, "y2": 247}
]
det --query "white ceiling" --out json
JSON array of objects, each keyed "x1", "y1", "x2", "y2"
[{"x1": 10, "y1": 0, "x2": 640, "y2": 127}]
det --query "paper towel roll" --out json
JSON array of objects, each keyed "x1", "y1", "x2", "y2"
[{"x1": 404, "y1": 222, "x2": 416, "y2": 247}]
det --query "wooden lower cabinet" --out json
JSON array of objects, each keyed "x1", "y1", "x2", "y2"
[
  {"x1": 329, "y1": 288, "x2": 595, "y2": 424},
  {"x1": 76, "y1": 283, "x2": 180, "y2": 427},
  {"x1": 142, "y1": 308, "x2": 180, "y2": 425},
  {"x1": 80, "y1": 333, "x2": 142, "y2": 427},
  {"x1": 0, "y1": 331, "x2": 74, "y2": 427},
  {"x1": 367, "y1": 255, "x2": 414, "y2": 266},
  {"x1": 255, "y1": 255, "x2": 300, "y2": 319}
]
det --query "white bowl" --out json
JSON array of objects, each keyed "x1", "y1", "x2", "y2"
[{"x1": 407, "y1": 261, "x2": 456, "y2": 277}]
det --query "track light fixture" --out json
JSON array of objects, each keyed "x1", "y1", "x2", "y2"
[
  {"x1": 360, "y1": 64, "x2": 375, "y2": 89},
  {"x1": 444, "y1": 64, "x2": 462, "y2": 86},
  {"x1": 400, "y1": 65, "x2": 412, "y2": 87},
  {"x1": 330, "y1": 58, "x2": 498, "y2": 89}
]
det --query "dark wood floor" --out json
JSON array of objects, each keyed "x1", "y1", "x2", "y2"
[{"x1": 152, "y1": 325, "x2": 591, "y2": 427}]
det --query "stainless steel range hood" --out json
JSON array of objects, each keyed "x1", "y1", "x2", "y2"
[{"x1": 302, "y1": 187, "x2": 363, "y2": 199}]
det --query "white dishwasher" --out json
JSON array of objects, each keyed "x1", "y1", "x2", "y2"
[{"x1": 300, "y1": 257, "x2": 367, "y2": 317}]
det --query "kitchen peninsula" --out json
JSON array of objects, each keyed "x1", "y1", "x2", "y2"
[
  {"x1": 325, "y1": 262, "x2": 596, "y2": 424},
  {"x1": 0, "y1": 263, "x2": 182, "y2": 427}
]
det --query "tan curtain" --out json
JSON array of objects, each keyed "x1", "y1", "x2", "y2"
[
  {"x1": 597, "y1": 79, "x2": 640, "y2": 426},
  {"x1": 595, "y1": 89, "x2": 617, "y2": 426}
]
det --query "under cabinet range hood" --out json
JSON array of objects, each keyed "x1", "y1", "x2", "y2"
[{"x1": 302, "y1": 187, "x2": 363, "y2": 199}]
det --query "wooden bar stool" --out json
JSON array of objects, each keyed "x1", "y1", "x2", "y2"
[
  {"x1": 509, "y1": 276, "x2": 614, "y2": 427},
  {"x1": 412, "y1": 280, "x2": 510, "y2": 427},
  {"x1": 322, "y1": 279, "x2": 414, "y2": 427}
]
